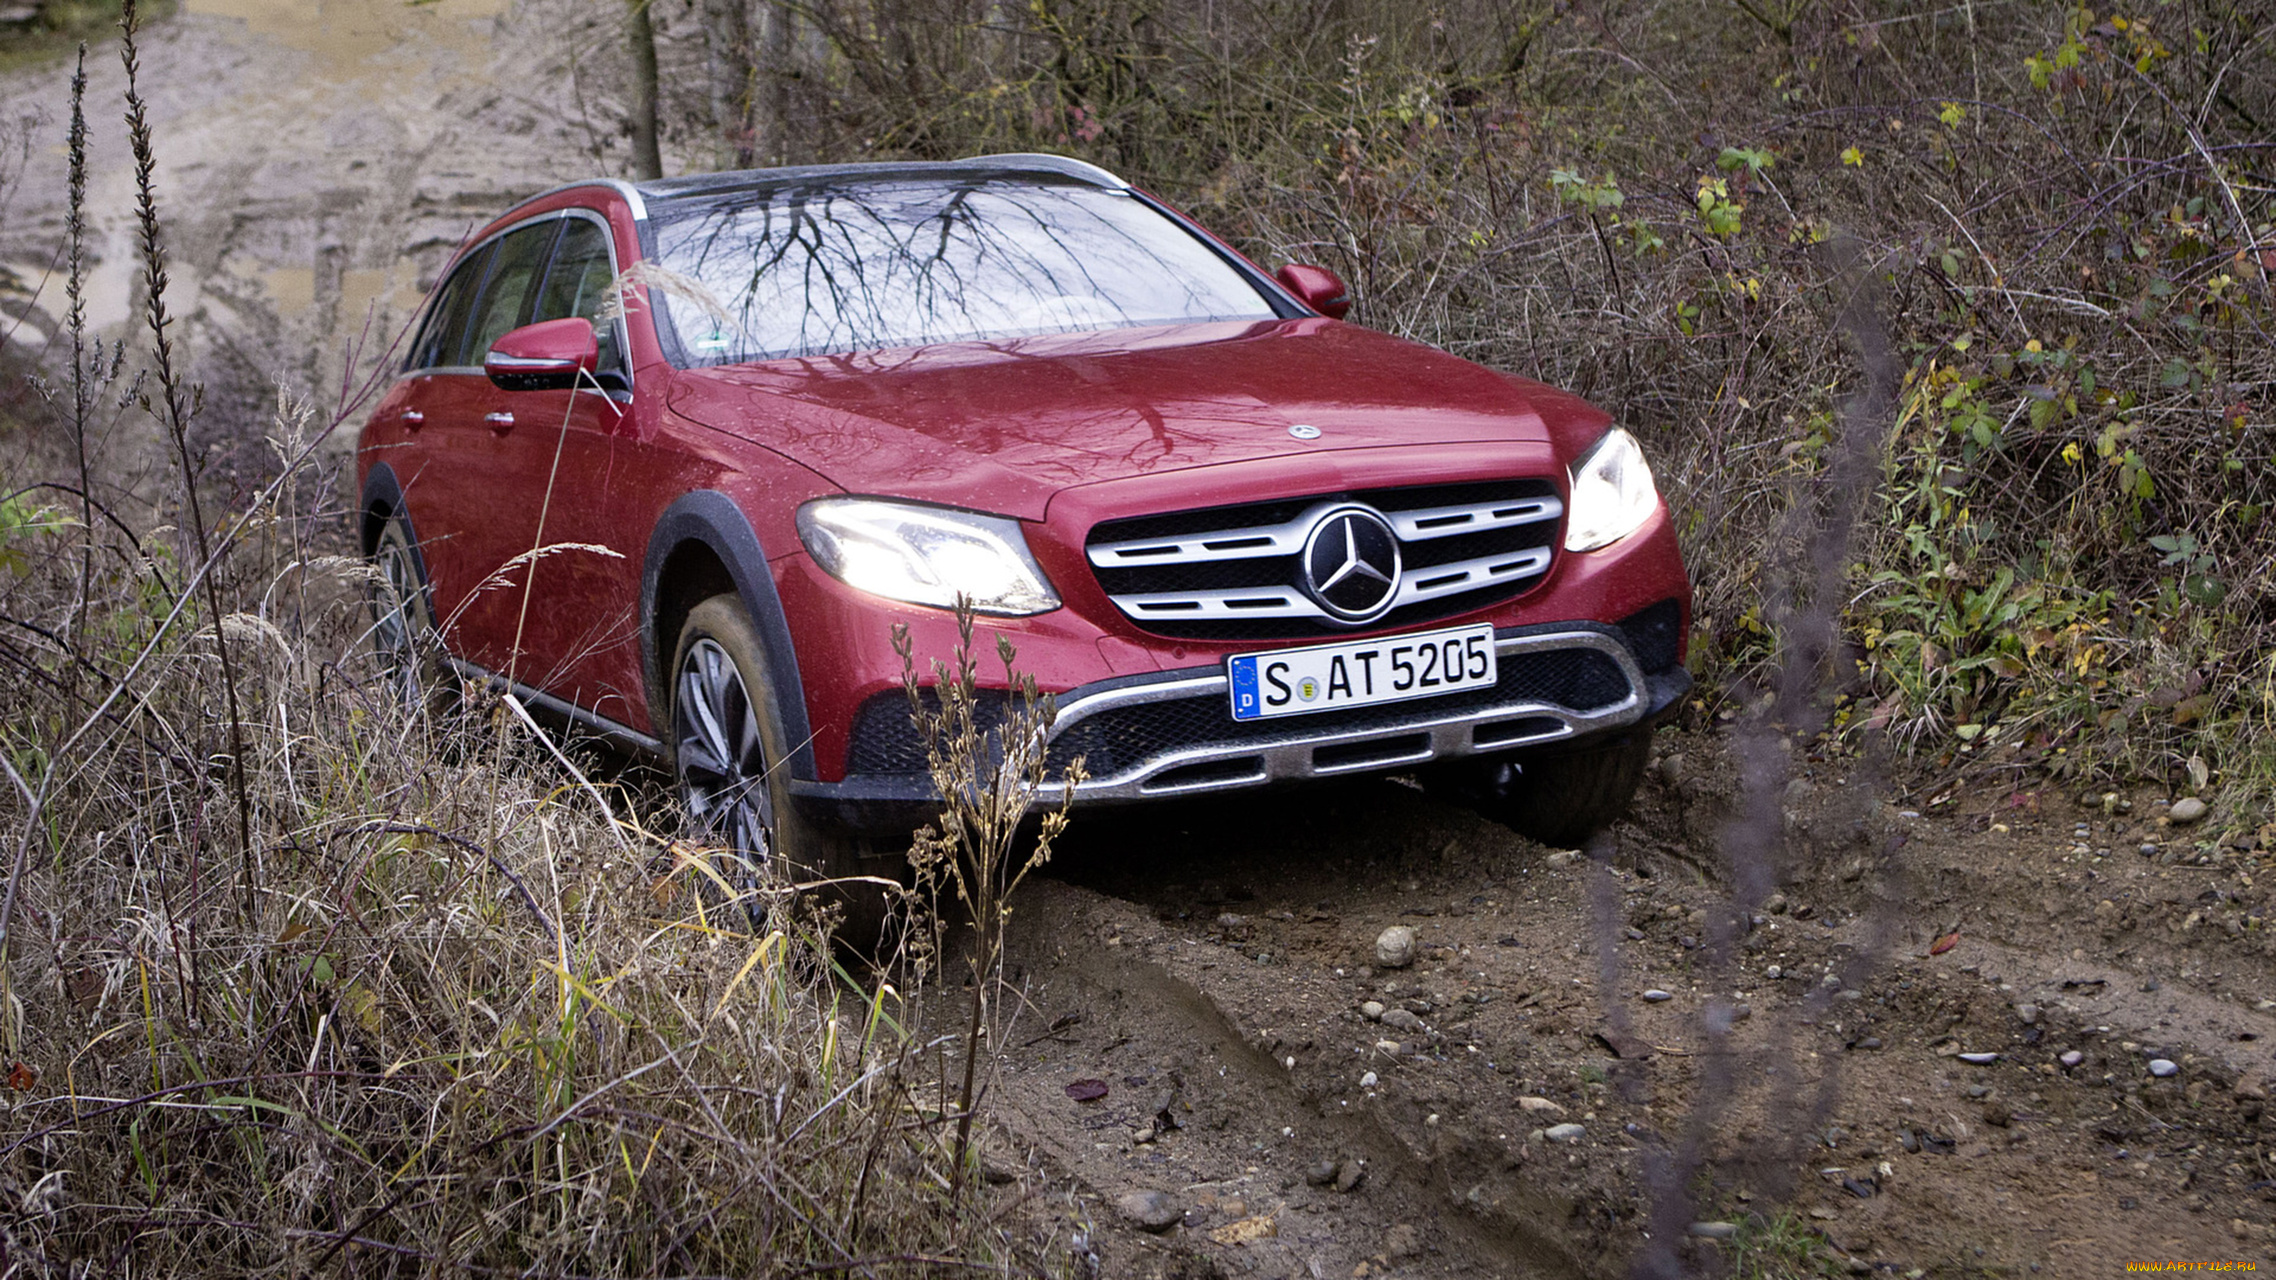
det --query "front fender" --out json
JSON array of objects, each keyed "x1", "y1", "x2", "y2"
[{"x1": 640, "y1": 490, "x2": 815, "y2": 780}]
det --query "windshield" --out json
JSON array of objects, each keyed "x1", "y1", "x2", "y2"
[{"x1": 647, "y1": 179, "x2": 1281, "y2": 364}]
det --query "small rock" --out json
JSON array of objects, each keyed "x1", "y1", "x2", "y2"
[
  {"x1": 1360, "y1": 1000, "x2": 1385, "y2": 1021},
  {"x1": 1958, "y1": 1052, "x2": 1999, "y2": 1065},
  {"x1": 1853, "y1": 1036, "x2": 1883, "y2": 1051},
  {"x1": 1542, "y1": 1123, "x2": 1586, "y2": 1143},
  {"x1": 1216, "y1": 913, "x2": 1247, "y2": 931},
  {"x1": 1688, "y1": 1221, "x2": 1738, "y2": 1240},
  {"x1": 2233, "y1": 1071, "x2": 2268, "y2": 1101},
  {"x1": 1305, "y1": 1160, "x2": 1338, "y2": 1187},
  {"x1": 1359, "y1": 1071, "x2": 1379, "y2": 1088},
  {"x1": 1657, "y1": 754, "x2": 1684, "y2": 787},
  {"x1": 1765, "y1": 965, "x2": 1784, "y2": 980},
  {"x1": 2148, "y1": 1058, "x2": 2179, "y2": 1078},
  {"x1": 1334, "y1": 1158, "x2": 1366, "y2": 1193},
  {"x1": 1374, "y1": 1039, "x2": 1403, "y2": 1056},
  {"x1": 1982, "y1": 1102, "x2": 2012, "y2": 1127},
  {"x1": 1375, "y1": 925, "x2": 1417, "y2": 969},
  {"x1": 1643, "y1": 989, "x2": 1674, "y2": 1003},
  {"x1": 2169, "y1": 797, "x2": 2209, "y2": 825},
  {"x1": 1544, "y1": 849, "x2": 1580, "y2": 868},
  {"x1": 1766, "y1": 892, "x2": 1789, "y2": 914},
  {"x1": 2059, "y1": 1050, "x2": 2084, "y2": 1068},
  {"x1": 1897, "y1": 1129, "x2": 1919, "y2": 1153},
  {"x1": 1381, "y1": 1008, "x2": 1424, "y2": 1033},
  {"x1": 1384, "y1": 1223, "x2": 1420, "y2": 1258},
  {"x1": 1116, "y1": 1190, "x2": 1182, "y2": 1232},
  {"x1": 1518, "y1": 1096, "x2": 1567, "y2": 1116},
  {"x1": 2015, "y1": 1003, "x2": 2040, "y2": 1025}
]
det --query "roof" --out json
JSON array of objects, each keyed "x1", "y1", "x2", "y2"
[
  {"x1": 501, "y1": 153, "x2": 1130, "y2": 233},
  {"x1": 634, "y1": 152, "x2": 1128, "y2": 210}
]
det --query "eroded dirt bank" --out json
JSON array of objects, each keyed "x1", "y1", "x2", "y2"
[{"x1": 977, "y1": 730, "x2": 2274, "y2": 1277}]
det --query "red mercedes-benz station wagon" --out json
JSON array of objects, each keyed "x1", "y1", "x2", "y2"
[{"x1": 358, "y1": 153, "x2": 1691, "y2": 926}]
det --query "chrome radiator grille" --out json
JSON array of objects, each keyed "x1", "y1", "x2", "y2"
[{"x1": 1085, "y1": 479, "x2": 1562, "y2": 640}]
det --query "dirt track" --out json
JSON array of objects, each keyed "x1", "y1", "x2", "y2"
[
  {"x1": 3, "y1": 8, "x2": 2272, "y2": 1275},
  {"x1": 985, "y1": 731, "x2": 2276, "y2": 1277}
]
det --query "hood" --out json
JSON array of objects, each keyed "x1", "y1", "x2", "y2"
[{"x1": 665, "y1": 318, "x2": 1606, "y2": 521}]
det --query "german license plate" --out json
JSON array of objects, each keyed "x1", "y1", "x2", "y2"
[{"x1": 1227, "y1": 623, "x2": 1496, "y2": 722}]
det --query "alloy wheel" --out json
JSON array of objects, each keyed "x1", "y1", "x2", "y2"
[
  {"x1": 371, "y1": 530, "x2": 428, "y2": 713},
  {"x1": 674, "y1": 637, "x2": 775, "y2": 898}
]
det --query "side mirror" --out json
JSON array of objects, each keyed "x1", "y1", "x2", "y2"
[
  {"x1": 1275, "y1": 263, "x2": 1351, "y2": 319},
  {"x1": 485, "y1": 318, "x2": 600, "y2": 391}
]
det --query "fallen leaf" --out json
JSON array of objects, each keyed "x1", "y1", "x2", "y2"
[
  {"x1": 7, "y1": 1062, "x2": 34, "y2": 1092},
  {"x1": 1208, "y1": 1215, "x2": 1278, "y2": 1246},
  {"x1": 1064, "y1": 1078, "x2": 1109, "y2": 1103},
  {"x1": 277, "y1": 921, "x2": 309, "y2": 945},
  {"x1": 1929, "y1": 931, "x2": 1960, "y2": 956}
]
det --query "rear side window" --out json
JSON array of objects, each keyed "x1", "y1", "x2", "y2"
[
  {"x1": 405, "y1": 243, "x2": 490, "y2": 371},
  {"x1": 530, "y1": 217, "x2": 623, "y2": 373},
  {"x1": 461, "y1": 222, "x2": 560, "y2": 365}
]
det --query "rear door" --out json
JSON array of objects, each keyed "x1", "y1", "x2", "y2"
[{"x1": 389, "y1": 241, "x2": 493, "y2": 660}]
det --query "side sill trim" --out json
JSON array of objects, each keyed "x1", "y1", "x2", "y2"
[{"x1": 448, "y1": 658, "x2": 667, "y2": 759}]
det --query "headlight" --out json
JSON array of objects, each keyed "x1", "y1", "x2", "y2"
[
  {"x1": 1564, "y1": 428, "x2": 1659, "y2": 553},
  {"x1": 796, "y1": 498, "x2": 1061, "y2": 616}
]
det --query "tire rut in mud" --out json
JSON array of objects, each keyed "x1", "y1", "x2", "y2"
[{"x1": 994, "y1": 874, "x2": 1597, "y2": 1279}]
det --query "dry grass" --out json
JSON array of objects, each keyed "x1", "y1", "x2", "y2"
[
  {"x1": 0, "y1": 15, "x2": 1058, "y2": 1275},
  {"x1": 0, "y1": 394, "x2": 1058, "y2": 1273}
]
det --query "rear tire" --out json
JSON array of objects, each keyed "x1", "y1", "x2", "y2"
[
  {"x1": 1425, "y1": 731, "x2": 1652, "y2": 848},
  {"x1": 368, "y1": 516, "x2": 457, "y2": 719},
  {"x1": 669, "y1": 595, "x2": 892, "y2": 948}
]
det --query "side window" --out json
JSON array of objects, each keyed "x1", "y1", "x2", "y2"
[
  {"x1": 406, "y1": 243, "x2": 490, "y2": 371},
  {"x1": 530, "y1": 217, "x2": 624, "y2": 373},
  {"x1": 459, "y1": 221, "x2": 560, "y2": 365}
]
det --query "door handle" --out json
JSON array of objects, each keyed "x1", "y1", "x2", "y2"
[
  {"x1": 485, "y1": 412, "x2": 515, "y2": 432},
  {"x1": 400, "y1": 409, "x2": 425, "y2": 429}
]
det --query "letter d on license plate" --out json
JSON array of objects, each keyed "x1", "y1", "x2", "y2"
[{"x1": 1227, "y1": 623, "x2": 1496, "y2": 722}]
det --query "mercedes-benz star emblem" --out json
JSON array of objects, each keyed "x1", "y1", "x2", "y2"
[
  {"x1": 1301, "y1": 506, "x2": 1401, "y2": 622},
  {"x1": 1288, "y1": 424, "x2": 1322, "y2": 440}
]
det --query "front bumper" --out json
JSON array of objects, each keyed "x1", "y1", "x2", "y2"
[{"x1": 793, "y1": 619, "x2": 1689, "y2": 833}]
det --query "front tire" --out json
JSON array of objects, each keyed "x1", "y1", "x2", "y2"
[
  {"x1": 1425, "y1": 731, "x2": 1652, "y2": 847},
  {"x1": 669, "y1": 595, "x2": 888, "y2": 946}
]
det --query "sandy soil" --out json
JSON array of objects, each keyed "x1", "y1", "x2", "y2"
[{"x1": 0, "y1": 0, "x2": 642, "y2": 483}]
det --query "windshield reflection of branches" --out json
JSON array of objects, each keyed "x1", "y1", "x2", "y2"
[{"x1": 654, "y1": 183, "x2": 1274, "y2": 363}]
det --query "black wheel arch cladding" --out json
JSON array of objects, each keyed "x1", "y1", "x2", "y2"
[{"x1": 641, "y1": 490, "x2": 816, "y2": 781}]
